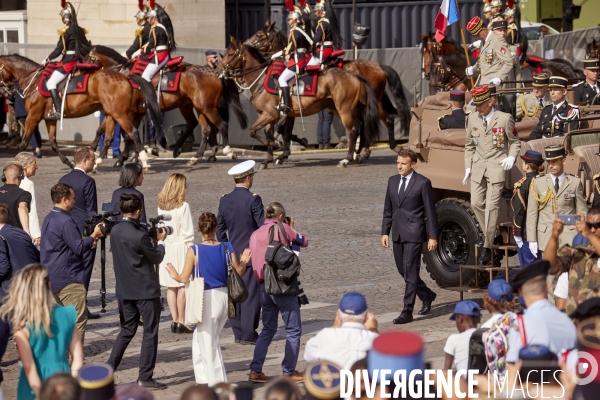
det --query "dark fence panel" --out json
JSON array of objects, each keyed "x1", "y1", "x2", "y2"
[{"x1": 226, "y1": 0, "x2": 482, "y2": 49}]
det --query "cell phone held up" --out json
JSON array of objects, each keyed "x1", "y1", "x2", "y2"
[{"x1": 558, "y1": 214, "x2": 581, "y2": 226}]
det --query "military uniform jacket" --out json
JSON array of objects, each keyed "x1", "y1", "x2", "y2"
[
  {"x1": 437, "y1": 108, "x2": 468, "y2": 130},
  {"x1": 506, "y1": 23, "x2": 522, "y2": 46},
  {"x1": 144, "y1": 23, "x2": 169, "y2": 56},
  {"x1": 126, "y1": 22, "x2": 151, "y2": 59},
  {"x1": 511, "y1": 171, "x2": 538, "y2": 240},
  {"x1": 475, "y1": 32, "x2": 514, "y2": 85},
  {"x1": 516, "y1": 92, "x2": 550, "y2": 120},
  {"x1": 286, "y1": 27, "x2": 312, "y2": 55},
  {"x1": 49, "y1": 24, "x2": 77, "y2": 62},
  {"x1": 314, "y1": 18, "x2": 332, "y2": 46},
  {"x1": 464, "y1": 110, "x2": 520, "y2": 184},
  {"x1": 556, "y1": 244, "x2": 600, "y2": 315},
  {"x1": 526, "y1": 173, "x2": 587, "y2": 251},
  {"x1": 572, "y1": 81, "x2": 600, "y2": 105},
  {"x1": 527, "y1": 102, "x2": 580, "y2": 141}
]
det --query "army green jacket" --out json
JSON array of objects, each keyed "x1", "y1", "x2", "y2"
[{"x1": 557, "y1": 244, "x2": 600, "y2": 315}]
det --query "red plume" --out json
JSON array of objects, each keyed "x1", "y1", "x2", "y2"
[
  {"x1": 285, "y1": 0, "x2": 295, "y2": 12},
  {"x1": 61, "y1": 0, "x2": 66, "y2": 8},
  {"x1": 506, "y1": 0, "x2": 514, "y2": 9},
  {"x1": 149, "y1": 0, "x2": 155, "y2": 9},
  {"x1": 315, "y1": 0, "x2": 321, "y2": 3},
  {"x1": 138, "y1": 0, "x2": 144, "y2": 11},
  {"x1": 299, "y1": 0, "x2": 307, "y2": 8}
]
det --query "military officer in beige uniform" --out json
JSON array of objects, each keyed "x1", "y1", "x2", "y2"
[
  {"x1": 463, "y1": 85, "x2": 521, "y2": 265},
  {"x1": 516, "y1": 73, "x2": 551, "y2": 120},
  {"x1": 465, "y1": 17, "x2": 514, "y2": 88},
  {"x1": 526, "y1": 145, "x2": 587, "y2": 254}
]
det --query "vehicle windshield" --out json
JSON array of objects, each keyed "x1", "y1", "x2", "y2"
[{"x1": 522, "y1": 24, "x2": 560, "y2": 41}]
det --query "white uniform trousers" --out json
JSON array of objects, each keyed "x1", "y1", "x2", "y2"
[
  {"x1": 307, "y1": 56, "x2": 320, "y2": 66},
  {"x1": 192, "y1": 287, "x2": 228, "y2": 385},
  {"x1": 141, "y1": 55, "x2": 170, "y2": 82},
  {"x1": 278, "y1": 68, "x2": 296, "y2": 87},
  {"x1": 47, "y1": 70, "x2": 67, "y2": 90}
]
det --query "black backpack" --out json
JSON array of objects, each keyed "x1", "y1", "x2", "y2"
[
  {"x1": 264, "y1": 223, "x2": 301, "y2": 296},
  {"x1": 468, "y1": 328, "x2": 489, "y2": 374}
]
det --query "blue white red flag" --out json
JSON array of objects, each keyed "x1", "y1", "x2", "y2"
[{"x1": 434, "y1": 0, "x2": 460, "y2": 42}]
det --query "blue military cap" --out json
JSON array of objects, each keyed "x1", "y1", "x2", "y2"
[
  {"x1": 449, "y1": 90, "x2": 465, "y2": 102},
  {"x1": 78, "y1": 363, "x2": 115, "y2": 400},
  {"x1": 367, "y1": 331, "x2": 424, "y2": 382},
  {"x1": 519, "y1": 344, "x2": 557, "y2": 361},
  {"x1": 487, "y1": 279, "x2": 514, "y2": 302},
  {"x1": 205, "y1": 50, "x2": 218, "y2": 57},
  {"x1": 339, "y1": 292, "x2": 368, "y2": 315},
  {"x1": 304, "y1": 361, "x2": 342, "y2": 400},
  {"x1": 449, "y1": 300, "x2": 481, "y2": 320},
  {"x1": 521, "y1": 150, "x2": 544, "y2": 165},
  {"x1": 511, "y1": 259, "x2": 551, "y2": 292}
]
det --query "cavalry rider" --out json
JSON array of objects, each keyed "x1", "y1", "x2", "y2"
[
  {"x1": 504, "y1": 7, "x2": 521, "y2": 46},
  {"x1": 137, "y1": 0, "x2": 176, "y2": 83},
  {"x1": 122, "y1": 2, "x2": 151, "y2": 60},
  {"x1": 43, "y1": 1, "x2": 91, "y2": 120},
  {"x1": 308, "y1": 0, "x2": 342, "y2": 68},
  {"x1": 273, "y1": 9, "x2": 313, "y2": 116}
]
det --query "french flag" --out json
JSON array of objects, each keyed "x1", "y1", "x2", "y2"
[{"x1": 434, "y1": 0, "x2": 460, "y2": 42}]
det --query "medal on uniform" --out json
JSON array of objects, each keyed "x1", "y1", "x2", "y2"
[
  {"x1": 491, "y1": 128, "x2": 505, "y2": 148},
  {"x1": 484, "y1": 49, "x2": 493, "y2": 63},
  {"x1": 565, "y1": 193, "x2": 575, "y2": 199}
]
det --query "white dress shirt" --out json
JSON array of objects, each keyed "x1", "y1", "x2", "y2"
[
  {"x1": 304, "y1": 322, "x2": 379, "y2": 369},
  {"x1": 551, "y1": 100, "x2": 566, "y2": 113},
  {"x1": 550, "y1": 172, "x2": 566, "y2": 191},
  {"x1": 19, "y1": 176, "x2": 40, "y2": 239},
  {"x1": 398, "y1": 171, "x2": 414, "y2": 195},
  {"x1": 481, "y1": 108, "x2": 494, "y2": 127}
]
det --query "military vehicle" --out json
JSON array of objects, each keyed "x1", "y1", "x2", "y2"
[{"x1": 408, "y1": 91, "x2": 600, "y2": 288}]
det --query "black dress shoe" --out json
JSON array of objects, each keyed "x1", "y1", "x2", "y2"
[
  {"x1": 113, "y1": 159, "x2": 123, "y2": 168},
  {"x1": 235, "y1": 338, "x2": 241, "y2": 343},
  {"x1": 177, "y1": 323, "x2": 193, "y2": 334},
  {"x1": 392, "y1": 314, "x2": 413, "y2": 324},
  {"x1": 418, "y1": 292, "x2": 437, "y2": 315},
  {"x1": 239, "y1": 340, "x2": 257, "y2": 345},
  {"x1": 478, "y1": 248, "x2": 492, "y2": 265},
  {"x1": 34, "y1": 149, "x2": 42, "y2": 158},
  {"x1": 137, "y1": 379, "x2": 167, "y2": 390},
  {"x1": 87, "y1": 311, "x2": 101, "y2": 320},
  {"x1": 171, "y1": 322, "x2": 177, "y2": 333}
]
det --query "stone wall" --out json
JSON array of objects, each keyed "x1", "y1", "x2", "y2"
[{"x1": 26, "y1": 0, "x2": 225, "y2": 49}]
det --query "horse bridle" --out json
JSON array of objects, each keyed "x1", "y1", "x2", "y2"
[
  {"x1": 433, "y1": 55, "x2": 468, "y2": 92},
  {"x1": 220, "y1": 47, "x2": 247, "y2": 80},
  {"x1": 0, "y1": 65, "x2": 16, "y2": 94},
  {"x1": 249, "y1": 30, "x2": 276, "y2": 52}
]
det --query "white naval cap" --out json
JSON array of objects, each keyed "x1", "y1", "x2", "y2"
[{"x1": 228, "y1": 160, "x2": 257, "y2": 179}]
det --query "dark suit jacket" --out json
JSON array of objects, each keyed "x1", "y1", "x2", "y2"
[
  {"x1": 111, "y1": 187, "x2": 147, "y2": 226},
  {"x1": 381, "y1": 172, "x2": 439, "y2": 243},
  {"x1": 58, "y1": 169, "x2": 98, "y2": 231},
  {"x1": 0, "y1": 224, "x2": 40, "y2": 299},
  {"x1": 8, "y1": 82, "x2": 27, "y2": 119},
  {"x1": 110, "y1": 219, "x2": 165, "y2": 300}
]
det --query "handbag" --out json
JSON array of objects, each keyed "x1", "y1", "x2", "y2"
[
  {"x1": 222, "y1": 243, "x2": 248, "y2": 304},
  {"x1": 184, "y1": 245, "x2": 204, "y2": 325},
  {"x1": 264, "y1": 223, "x2": 301, "y2": 296}
]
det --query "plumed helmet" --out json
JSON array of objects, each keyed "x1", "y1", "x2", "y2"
[
  {"x1": 504, "y1": 8, "x2": 515, "y2": 16},
  {"x1": 285, "y1": 0, "x2": 302, "y2": 23},
  {"x1": 287, "y1": 11, "x2": 302, "y2": 23},
  {"x1": 135, "y1": 0, "x2": 148, "y2": 19},
  {"x1": 483, "y1": 4, "x2": 492, "y2": 12},
  {"x1": 146, "y1": 0, "x2": 157, "y2": 17},
  {"x1": 491, "y1": 0, "x2": 502, "y2": 8},
  {"x1": 59, "y1": 0, "x2": 71, "y2": 19},
  {"x1": 314, "y1": 0, "x2": 325, "y2": 11}
]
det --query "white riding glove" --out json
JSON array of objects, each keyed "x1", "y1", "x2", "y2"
[
  {"x1": 490, "y1": 77, "x2": 502, "y2": 86},
  {"x1": 462, "y1": 168, "x2": 471, "y2": 185},
  {"x1": 529, "y1": 241, "x2": 538, "y2": 255},
  {"x1": 120, "y1": 51, "x2": 128, "y2": 58},
  {"x1": 42, "y1": 58, "x2": 49, "y2": 66},
  {"x1": 465, "y1": 66, "x2": 474, "y2": 76},
  {"x1": 514, "y1": 236, "x2": 524, "y2": 248},
  {"x1": 93, "y1": 111, "x2": 101, "y2": 118},
  {"x1": 271, "y1": 51, "x2": 283, "y2": 60},
  {"x1": 499, "y1": 156, "x2": 515, "y2": 171},
  {"x1": 470, "y1": 40, "x2": 482, "y2": 49}
]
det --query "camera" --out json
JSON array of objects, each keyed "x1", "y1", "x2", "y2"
[
  {"x1": 83, "y1": 203, "x2": 121, "y2": 236},
  {"x1": 148, "y1": 214, "x2": 174, "y2": 240},
  {"x1": 297, "y1": 279, "x2": 309, "y2": 306}
]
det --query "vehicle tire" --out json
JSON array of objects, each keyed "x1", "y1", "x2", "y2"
[{"x1": 423, "y1": 198, "x2": 484, "y2": 288}]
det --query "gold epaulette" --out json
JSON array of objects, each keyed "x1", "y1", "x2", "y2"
[
  {"x1": 135, "y1": 26, "x2": 144, "y2": 37},
  {"x1": 513, "y1": 177, "x2": 526, "y2": 189},
  {"x1": 594, "y1": 173, "x2": 600, "y2": 180},
  {"x1": 81, "y1": 27, "x2": 88, "y2": 34},
  {"x1": 57, "y1": 26, "x2": 69, "y2": 36}
]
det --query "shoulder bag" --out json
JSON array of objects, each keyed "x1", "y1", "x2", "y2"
[
  {"x1": 264, "y1": 223, "x2": 301, "y2": 296},
  {"x1": 222, "y1": 243, "x2": 248, "y2": 304},
  {"x1": 184, "y1": 244, "x2": 204, "y2": 325}
]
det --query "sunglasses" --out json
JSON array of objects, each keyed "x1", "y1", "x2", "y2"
[{"x1": 586, "y1": 221, "x2": 600, "y2": 230}]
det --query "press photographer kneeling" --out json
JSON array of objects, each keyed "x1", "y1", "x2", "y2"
[{"x1": 107, "y1": 193, "x2": 168, "y2": 390}]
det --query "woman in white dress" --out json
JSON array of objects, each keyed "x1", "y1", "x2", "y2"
[
  {"x1": 157, "y1": 173, "x2": 195, "y2": 333},
  {"x1": 14, "y1": 152, "x2": 40, "y2": 246}
]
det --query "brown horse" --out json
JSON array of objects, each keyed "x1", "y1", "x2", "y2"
[
  {"x1": 85, "y1": 45, "x2": 247, "y2": 167},
  {"x1": 218, "y1": 38, "x2": 380, "y2": 168},
  {"x1": 245, "y1": 21, "x2": 410, "y2": 162},
  {"x1": 0, "y1": 54, "x2": 161, "y2": 168}
]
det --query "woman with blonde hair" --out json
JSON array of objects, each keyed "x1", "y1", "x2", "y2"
[
  {"x1": 158, "y1": 173, "x2": 195, "y2": 333},
  {"x1": 14, "y1": 152, "x2": 41, "y2": 246},
  {"x1": 0, "y1": 263, "x2": 83, "y2": 400}
]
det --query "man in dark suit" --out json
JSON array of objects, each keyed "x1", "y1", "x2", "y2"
[
  {"x1": 0, "y1": 203, "x2": 40, "y2": 300},
  {"x1": 8, "y1": 82, "x2": 43, "y2": 157},
  {"x1": 437, "y1": 90, "x2": 468, "y2": 130},
  {"x1": 107, "y1": 193, "x2": 166, "y2": 390},
  {"x1": 381, "y1": 149, "x2": 439, "y2": 324},
  {"x1": 58, "y1": 146, "x2": 99, "y2": 318},
  {"x1": 217, "y1": 160, "x2": 265, "y2": 344}
]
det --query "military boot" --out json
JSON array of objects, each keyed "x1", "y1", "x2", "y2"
[
  {"x1": 150, "y1": 139, "x2": 160, "y2": 156},
  {"x1": 47, "y1": 89, "x2": 63, "y2": 120},
  {"x1": 274, "y1": 87, "x2": 292, "y2": 116}
]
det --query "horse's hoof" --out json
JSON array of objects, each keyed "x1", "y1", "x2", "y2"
[
  {"x1": 222, "y1": 145, "x2": 232, "y2": 155},
  {"x1": 258, "y1": 163, "x2": 268, "y2": 170},
  {"x1": 186, "y1": 159, "x2": 197, "y2": 166},
  {"x1": 95, "y1": 157, "x2": 103, "y2": 167},
  {"x1": 228, "y1": 152, "x2": 238, "y2": 160},
  {"x1": 337, "y1": 160, "x2": 349, "y2": 168},
  {"x1": 173, "y1": 148, "x2": 181, "y2": 158},
  {"x1": 364, "y1": 149, "x2": 371, "y2": 159},
  {"x1": 300, "y1": 138, "x2": 309, "y2": 149},
  {"x1": 274, "y1": 159, "x2": 282, "y2": 166},
  {"x1": 142, "y1": 166, "x2": 151, "y2": 172},
  {"x1": 151, "y1": 148, "x2": 160, "y2": 157},
  {"x1": 207, "y1": 156, "x2": 217, "y2": 163},
  {"x1": 113, "y1": 160, "x2": 123, "y2": 168},
  {"x1": 355, "y1": 155, "x2": 363, "y2": 165}
]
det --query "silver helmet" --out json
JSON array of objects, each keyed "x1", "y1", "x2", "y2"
[{"x1": 287, "y1": 11, "x2": 301, "y2": 24}]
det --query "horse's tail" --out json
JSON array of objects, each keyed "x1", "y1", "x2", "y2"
[
  {"x1": 220, "y1": 77, "x2": 248, "y2": 129},
  {"x1": 129, "y1": 75, "x2": 163, "y2": 138},
  {"x1": 381, "y1": 65, "x2": 410, "y2": 138},
  {"x1": 356, "y1": 74, "x2": 380, "y2": 144}
]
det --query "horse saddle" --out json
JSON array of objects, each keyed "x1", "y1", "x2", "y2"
[
  {"x1": 264, "y1": 61, "x2": 319, "y2": 97},
  {"x1": 129, "y1": 56, "x2": 185, "y2": 91},
  {"x1": 305, "y1": 49, "x2": 346, "y2": 72},
  {"x1": 39, "y1": 63, "x2": 101, "y2": 97}
]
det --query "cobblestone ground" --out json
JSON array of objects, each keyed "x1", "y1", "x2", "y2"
[{"x1": 0, "y1": 149, "x2": 511, "y2": 399}]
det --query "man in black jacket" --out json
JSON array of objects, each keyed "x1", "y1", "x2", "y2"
[
  {"x1": 107, "y1": 193, "x2": 167, "y2": 390},
  {"x1": 381, "y1": 149, "x2": 439, "y2": 324},
  {"x1": 437, "y1": 90, "x2": 468, "y2": 130}
]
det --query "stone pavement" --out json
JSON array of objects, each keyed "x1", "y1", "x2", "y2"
[{"x1": 0, "y1": 149, "x2": 508, "y2": 399}]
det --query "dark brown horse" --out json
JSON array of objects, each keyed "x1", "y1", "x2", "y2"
[
  {"x1": 218, "y1": 38, "x2": 380, "y2": 168},
  {"x1": 245, "y1": 21, "x2": 410, "y2": 163},
  {"x1": 0, "y1": 54, "x2": 161, "y2": 169},
  {"x1": 84, "y1": 45, "x2": 247, "y2": 167}
]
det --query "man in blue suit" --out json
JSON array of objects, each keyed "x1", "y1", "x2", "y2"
[
  {"x1": 0, "y1": 203, "x2": 40, "y2": 300},
  {"x1": 217, "y1": 160, "x2": 265, "y2": 344},
  {"x1": 58, "y1": 146, "x2": 100, "y2": 319}
]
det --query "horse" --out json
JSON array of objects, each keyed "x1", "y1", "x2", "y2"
[
  {"x1": 0, "y1": 54, "x2": 161, "y2": 169},
  {"x1": 586, "y1": 39, "x2": 600, "y2": 58},
  {"x1": 218, "y1": 37, "x2": 380, "y2": 168},
  {"x1": 84, "y1": 45, "x2": 248, "y2": 167},
  {"x1": 428, "y1": 52, "x2": 480, "y2": 95},
  {"x1": 245, "y1": 21, "x2": 411, "y2": 163},
  {"x1": 420, "y1": 33, "x2": 464, "y2": 79}
]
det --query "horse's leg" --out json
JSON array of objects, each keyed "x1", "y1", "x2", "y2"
[
  {"x1": 44, "y1": 120, "x2": 74, "y2": 168},
  {"x1": 355, "y1": 122, "x2": 366, "y2": 164},
  {"x1": 337, "y1": 112, "x2": 360, "y2": 168},
  {"x1": 187, "y1": 115, "x2": 210, "y2": 166},
  {"x1": 94, "y1": 116, "x2": 115, "y2": 172},
  {"x1": 173, "y1": 105, "x2": 199, "y2": 158},
  {"x1": 248, "y1": 111, "x2": 279, "y2": 169},
  {"x1": 259, "y1": 124, "x2": 275, "y2": 170},
  {"x1": 275, "y1": 118, "x2": 294, "y2": 165},
  {"x1": 19, "y1": 107, "x2": 44, "y2": 151},
  {"x1": 114, "y1": 113, "x2": 146, "y2": 170},
  {"x1": 207, "y1": 129, "x2": 219, "y2": 163},
  {"x1": 220, "y1": 121, "x2": 237, "y2": 159}
]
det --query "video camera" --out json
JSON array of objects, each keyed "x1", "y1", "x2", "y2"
[
  {"x1": 83, "y1": 203, "x2": 121, "y2": 236},
  {"x1": 148, "y1": 214, "x2": 174, "y2": 240}
]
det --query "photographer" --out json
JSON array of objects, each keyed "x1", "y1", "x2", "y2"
[{"x1": 107, "y1": 193, "x2": 167, "y2": 390}]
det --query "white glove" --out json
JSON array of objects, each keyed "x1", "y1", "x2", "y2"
[
  {"x1": 93, "y1": 111, "x2": 101, "y2": 118},
  {"x1": 499, "y1": 156, "x2": 515, "y2": 171},
  {"x1": 514, "y1": 236, "x2": 523, "y2": 248},
  {"x1": 120, "y1": 51, "x2": 128, "y2": 58},
  {"x1": 529, "y1": 241, "x2": 538, "y2": 255},
  {"x1": 471, "y1": 40, "x2": 482, "y2": 48},
  {"x1": 465, "y1": 66, "x2": 474, "y2": 76},
  {"x1": 271, "y1": 51, "x2": 283, "y2": 60},
  {"x1": 462, "y1": 168, "x2": 471, "y2": 185},
  {"x1": 490, "y1": 77, "x2": 502, "y2": 86},
  {"x1": 42, "y1": 58, "x2": 48, "y2": 66}
]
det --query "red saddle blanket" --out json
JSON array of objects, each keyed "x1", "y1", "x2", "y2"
[
  {"x1": 128, "y1": 66, "x2": 184, "y2": 92},
  {"x1": 264, "y1": 61, "x2": 318, "y2": 97},
  {"x1": 38, "y1": 64, "x2": 94, "y2": 98}
]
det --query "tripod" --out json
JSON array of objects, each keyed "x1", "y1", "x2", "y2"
[{"x1": 100, "y1": 237, "x2": 107, "y2": 313}]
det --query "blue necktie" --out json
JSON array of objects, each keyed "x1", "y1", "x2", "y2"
[{"x1": 398, "y1": 176, "x2": 406, "y2": 202}]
